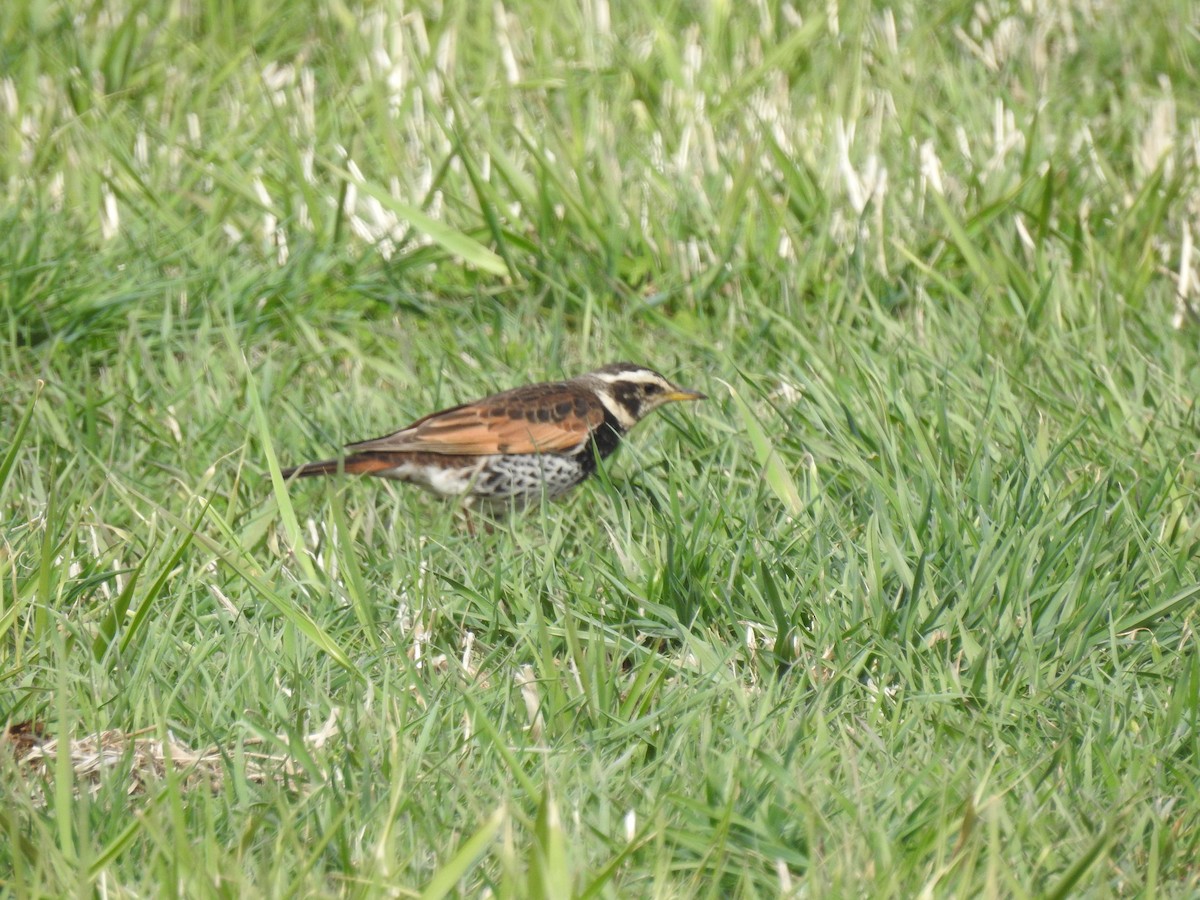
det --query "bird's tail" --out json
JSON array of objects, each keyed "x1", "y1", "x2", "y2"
[{"x1": 280, "y1": 454, "x2": 397, "y2": 479}]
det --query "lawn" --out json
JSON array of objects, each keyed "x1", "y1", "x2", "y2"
[{"x1": 3, "y1": 0, "x2": 1200, "y2": 895}]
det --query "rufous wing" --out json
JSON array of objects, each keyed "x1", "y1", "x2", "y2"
[{"x1": 346, "y1": 384, "x2": 604, "y2": 456}]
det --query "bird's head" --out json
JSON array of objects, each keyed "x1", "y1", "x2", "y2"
[{"x1": 584, "y1": 362, "x2": 706, "y2": 431}]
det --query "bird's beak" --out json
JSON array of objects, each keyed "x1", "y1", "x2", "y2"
[{"x1": 664, "y1": 387, "x2": 707, "y2": 403}]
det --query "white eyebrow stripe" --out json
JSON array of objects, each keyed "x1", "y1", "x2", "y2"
[{"x1": 593, "y1": 370, "x2": 657, "y2": 385}]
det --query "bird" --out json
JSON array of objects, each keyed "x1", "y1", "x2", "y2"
[{"x1": 280, "y1": 362, "x2": 705, "y2": 508}]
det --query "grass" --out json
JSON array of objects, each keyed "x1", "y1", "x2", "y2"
[{"x1": 3, "y1": 0, "x2": 1200, "y2": 894}]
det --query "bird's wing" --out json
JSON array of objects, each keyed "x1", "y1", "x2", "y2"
[{"x1": 346, "y1": 383, "x2": 603, "y2": 456}]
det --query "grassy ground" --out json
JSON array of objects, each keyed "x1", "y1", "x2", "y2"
[{"x1": 3, "y1": 0, "x2": 1200, "y2": 895}]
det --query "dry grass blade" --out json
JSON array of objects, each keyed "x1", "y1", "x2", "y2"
[{"x1": 3, "y1": 713, "x2": 341, "y2": 805}]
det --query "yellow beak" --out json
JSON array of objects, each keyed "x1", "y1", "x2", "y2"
[{"x1": 664, "y1": 388, "x2": 707, "y2": 403}]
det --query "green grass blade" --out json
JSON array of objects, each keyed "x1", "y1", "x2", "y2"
[
  {"x1": 1043, "y1": 820, "x2": 1119, "y2": 900},
  {"x1": 328, "y1": 163, "x2": 508, "y2": 275},
  {"x1": 727, "y1": 382, "x2": 802, "y2": 516},
  {"x1": 117, "y1": 499, "x2": 209, "y2": 657},
  {"x1": 529, "y1": 786, "x2": 571, "y2": 900},
  {"x1": 420, "y1": 807, "x2": 506, "y2": 900},
  {"x1": 0, "y1": 379, "x2": 42, "y2": 497}
]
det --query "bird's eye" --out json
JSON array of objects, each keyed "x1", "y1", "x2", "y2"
[{"x1": 645, "y1": 383, "x2": 662, "y2": 395}]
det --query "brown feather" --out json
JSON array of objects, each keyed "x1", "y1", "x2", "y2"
[
  {"x1": 345, "y1": 383, "x2": 603, "y2": 456},
  {"x1": 281, "y1": 455, "x2": 402, "y2": 478}
]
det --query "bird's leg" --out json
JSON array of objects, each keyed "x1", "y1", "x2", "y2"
[{"x1": 460, "y1": 504, "x2": 477, "y2": 537}]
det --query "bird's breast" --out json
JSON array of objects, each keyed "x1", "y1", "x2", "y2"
[{"x1": 587, "y1": 415, "x2": 626, "y2": 461}]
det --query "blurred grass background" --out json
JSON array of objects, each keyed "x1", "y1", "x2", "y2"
[{"x1": 3, "y1": 0, "x2": 1200, "y2": 895}]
